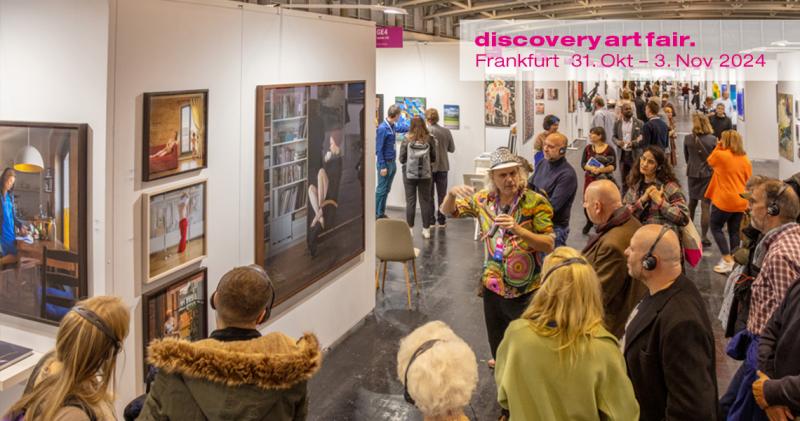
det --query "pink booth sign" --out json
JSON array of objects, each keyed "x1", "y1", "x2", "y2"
[{"x1": 376, "y1": 26, "x2": 403, "y2": 48}]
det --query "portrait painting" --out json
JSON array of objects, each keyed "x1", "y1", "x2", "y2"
[{"x1": 485, "y1": 78, "x2": 516, "y2": 127}]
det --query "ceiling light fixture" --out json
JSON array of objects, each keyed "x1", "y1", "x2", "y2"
[{"x1": 273, "y1": 3, "x2": 408, "y2": 15}]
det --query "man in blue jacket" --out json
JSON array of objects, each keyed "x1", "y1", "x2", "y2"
[{"x1": 376, "y1": 104, "x2": 409, "y2": 219}]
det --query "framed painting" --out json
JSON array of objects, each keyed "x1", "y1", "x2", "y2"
[
  {"x1": 143, "y1": 179, "x2": 207, "y2": 284},
  {"x1": 255, "y1": 81, "x2": 365, "y2": 306},
  {"x1": 547, "y1": 88, "x2": 558, "y2": 100},
  {"x1": 0, "y1": 121, "x2": 88, "y2": 325},
  {"x1": 443, "y1": 104, "x2": 460, "y2": 130},
  {"x1": 778, "y1": 92, "x2": 794, "y2": 162},
  {"x1": 142, "y1": 267, "x2": 208, "y2": 375},
  {"x1": 535, "y1": 102, "x2": 545, "y2": 115},
  {"x1": 485, "y1": 78, "x2": 516, "y2": 127},
  {"x1": 143, "y1": 89, "x2": 208, "y2": 181},
  {"x1": 534, "y1": 88, "x2": 544, "y2": 100}
]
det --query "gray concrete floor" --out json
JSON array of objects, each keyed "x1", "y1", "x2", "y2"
[{"x1": 307, "y1": 107, "x2": 778, "y2": 420}]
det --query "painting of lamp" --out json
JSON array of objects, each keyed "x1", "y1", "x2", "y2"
[{"x1": 14, "y1": 127, "x2": 44, "y2": 173}]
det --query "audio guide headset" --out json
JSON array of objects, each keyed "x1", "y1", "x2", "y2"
[
  {"x1": 210, "y1": 265, "x2": 276, "y2": 325},
  {"x1": 559, "y1": 145, "x2": 567, "y2": 155},
  {"x1": 72, "y1": 306, "x2": 121, "y2": 356},
  {"x1": 642, "y1": 225, "x2": 670, "y2": 271},
  {"x1": 403, "y1": 339, "x2": 442, "y2": 406},
  {"x1": 767, "y1": 183, "x2": 789, "y2": 217},
  {"x1": 541, "y1": 257, "x2": 590, "y2": 284}
]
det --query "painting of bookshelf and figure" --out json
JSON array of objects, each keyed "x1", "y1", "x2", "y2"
[{"x1": 256, "y1": 81, "x2": 366, "y2": 305}]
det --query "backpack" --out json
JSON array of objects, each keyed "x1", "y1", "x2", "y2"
[{"x1": 405, "y1": 141, "x2": 432, "y2": 180}]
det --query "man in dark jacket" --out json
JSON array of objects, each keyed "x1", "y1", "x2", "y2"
[
  {"x1": 582, "y1": 180, "x2": 646, "y2": 338},
  {"x1": 612, "y1": 103, "x2": 643, "y2": 193},
  {"x1": 623, "y1": 225, "x2": 719, "y2": 420},
  {"x1": 426, "y1": 108, "x2": 455, "y2": 227},
  {"x1": 753, "y1": 278, "x2": 800, "y2": 420},
  {"x1": 709, "y1": 103, "x2": 732, "y2": 139},
  {"x1": 137, "y1": 266, "x2": 322, "y2": 421},
  {"x1": 634, "y1": 89, "x2": 647, "y2": 122},
  {"x1": 640, "y1": 100, "x2": 669, "y2": 150},
  {"x1": 527, "y1": 132, "x2": 577, "y2": 247}
]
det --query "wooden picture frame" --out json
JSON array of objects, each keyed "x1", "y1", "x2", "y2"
[
  {"x1": 143, "y1": 179, "x2": 207, "y2": 284},
  {"x1": 141, "y1": 267, "x2": 208, "y2": 376},
  {"x1": 0, "y1": 121, "x2": 88, "y2": 325},
  {"x1": 255, "y1": 81, "x2": 366, "y2": 306},
  {"x1": 142, "y1": 89, "x2": 208, "y2": 182}
]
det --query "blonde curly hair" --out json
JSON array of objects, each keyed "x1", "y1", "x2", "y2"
[{"x1": 397, "y1": 321, "x2": 477, "y2": 418}]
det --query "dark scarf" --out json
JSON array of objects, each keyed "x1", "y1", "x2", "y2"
[
  {"x1": 582, "y1": 206, "x2": 633, "y2": 253},
  {"x1": 209, "y1": 326, "x2": 261, "y2": 342}
]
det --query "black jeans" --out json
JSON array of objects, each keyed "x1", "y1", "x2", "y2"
[
  {"x1": 710, "y1": 204, "x2": 744, "y2": 256},
  {"x1": 688, "y1": 198, "x2": 711, "y2": 240},
  {"x1": 431, "y1": 171, "x2": 448, "y2": 225},
  {"x1": 403, "y1": 175, "x2": 434, "y2": 228},
  {"x1": 483, "y1": 288, "x2": 533, "y2": 358}
]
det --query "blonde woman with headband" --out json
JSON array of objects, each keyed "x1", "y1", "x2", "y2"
[
  {"x1": 495, "y1": 247, "x2": 639, "y2": 421},
  {"x1": 5, "y1": 296, "x2": 129, "y2": 421}
]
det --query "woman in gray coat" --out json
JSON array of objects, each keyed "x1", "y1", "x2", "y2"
[{"x1": 683, "y1": 112, "x2": 717, "y2": 246}]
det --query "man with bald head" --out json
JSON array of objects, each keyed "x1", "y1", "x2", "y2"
[
  {"x1": 528, "y1": 132, "x2": 578, "y2": 247},
  {"x1": 582, "y1": 180, "x2": 645, "y2": 338},
  {"x1": 622, "y1": 224, "x2": 719, "y2": 421}
]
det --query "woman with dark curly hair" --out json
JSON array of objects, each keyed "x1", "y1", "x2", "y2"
[{"x1": 623, "y1": 146, "x2": 690, "y2": 232}]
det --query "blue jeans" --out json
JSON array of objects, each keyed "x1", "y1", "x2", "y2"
[
  {"x1": 554, "y1": 225, "x2": 570, "y2": 248},
  {"x1": 375, "y1": 161, "x2": 396, "y2": 217}
]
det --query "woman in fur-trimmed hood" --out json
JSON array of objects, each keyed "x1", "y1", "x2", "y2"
[{"x1": 136, "y1": 266, "x2": 322, "y2": 421}]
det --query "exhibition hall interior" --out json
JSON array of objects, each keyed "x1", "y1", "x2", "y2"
[{"x1": 3, "y1": 1, "x2": 800, "y2": 420}]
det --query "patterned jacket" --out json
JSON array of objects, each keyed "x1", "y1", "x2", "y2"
[{"x1": 623, "y1": 179, "x2": 689, "y2": 230}]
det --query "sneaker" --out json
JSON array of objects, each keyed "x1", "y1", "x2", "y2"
[
  {"x1": 437, "y1": 221, "x2": 447, "y2": 229},
  {"x1": 713, "y1": 259, "x2": 734, "y2": 274},
  {"x1": 422, "y1": 228, "x2": 431, "y2": 239}
]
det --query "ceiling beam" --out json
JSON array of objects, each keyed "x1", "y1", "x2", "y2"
[{"x1": 490, "y1": 5, "x2": 800, "y2": 20}]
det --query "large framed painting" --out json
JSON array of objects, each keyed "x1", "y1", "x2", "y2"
[
  {"x1": 394, "y1": 96, "x2": 426, "y2": 119},
  {"x1": 143, "y1": 180, "x2": 207, "y2": 284},
  {"x1": 0, "y1": 121, "x2": 88, "y2": 325},
  {"x1": 485, "y1": 78, "x2": 516, "y2": 127},
  {"x1": 143, "y1": 90, "x2": 208, "y2": 181},
  {"x1": 142, "y1": 267, "x2": 207, "y2": 375},
  {"x1": 778, "y1": 92, "x2": 795, "y2": 162},
  {"x1": 255, "y1": 81, "x2": 366, "y2": 306}
]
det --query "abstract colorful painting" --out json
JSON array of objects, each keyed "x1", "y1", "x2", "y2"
[
  {"x1": 485, "y1": 78, "x2": 516, "y2": 127},
  {"x1": 394, "y1": 97, "x2": 426, "y2": 119}
]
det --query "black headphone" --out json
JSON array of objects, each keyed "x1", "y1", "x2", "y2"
[
  {"x1": 559, "y1": 145, "x2": 567, "y2": 155},
  {"x1": 403, "y1": 339, "x2": 442, "y2": 406},
  {"x1": 210, "y1": 266, "x2": 276, "y2": 325},
  {"x1": 72, "y1": 306, "x2": 121, "y2": 356},
  {"x1": 767, "y1": 184, "x2": 789, "y2": 217},
  {"x1": 642, "y1": 226, "x2": 670, "y2": 271},
  {"x1": 541, "y1": 257, "x2": 590, "y2": 284}
]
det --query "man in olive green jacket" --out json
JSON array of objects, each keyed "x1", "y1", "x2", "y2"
[{"x1": 137, "y1": 266, "x2": 321, "y2": 421}]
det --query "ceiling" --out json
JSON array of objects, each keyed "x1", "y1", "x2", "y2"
[{"x1": 233, "y1": 0, "x2": 800, "y2": 39}]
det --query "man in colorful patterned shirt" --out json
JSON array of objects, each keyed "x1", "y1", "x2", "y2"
[
  {"x1": 440, "y1": 147, "x2": 554, "y2": 368},
  {"x1": 722, "y1": 178, "x2": 800, "y2": 420}
]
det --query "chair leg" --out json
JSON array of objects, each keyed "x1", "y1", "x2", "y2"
[
  {"x1": 381, "y1": 261, "x2": 388, "y2": 292},
  {"x1": 375, "y1": 260, "x2": 380, "y2": 290},
  {"x1": 412, "y1": 258, "x2": 419, "y2": 294},
  {"x1": 403, "y1": 262, "x2": 412, "y2": 309}
]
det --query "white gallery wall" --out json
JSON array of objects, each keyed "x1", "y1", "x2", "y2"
[
  {"x1": 1, "y1": 0, "x2": 377, "y2": 414},
  {"x1": 0, "y1": 0, "x2": 109, "y2": 411},
  {"x1": 376, "y1": 42, "x2": 485, "y2": 209}
]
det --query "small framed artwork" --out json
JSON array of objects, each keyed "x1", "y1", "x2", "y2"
[
  {"x1": 535, "y1": 102, "x2": 545, "y2": 115},
  {"x1": 534, "y1": 88, "x2": 544, "y2": 100},
  {"x1": 143, "y1": 179, "x2": 207, "y2": 284},
  {"x1": 143, "y1": 89, "x2": 208, "y2": 182},
  {"x1": 547, "y1": 88, "x2": 558, "y2": 100},
  {"x1": 142, "y1": 267, "x2": 208, "y2": 375},
  {"x1": 443, "y1": 104, "x2": 460, "y2": 129}
]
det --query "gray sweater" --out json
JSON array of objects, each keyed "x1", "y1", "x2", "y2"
[{"x1": 428, "y1": 124, "x2": 455, "y2": 172}]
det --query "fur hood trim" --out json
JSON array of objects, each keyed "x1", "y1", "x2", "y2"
[{"x1": 147, "y1": 332, "x2": 321, "y2": 390}]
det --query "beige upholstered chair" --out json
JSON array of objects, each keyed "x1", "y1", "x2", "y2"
[{"x1": 375, "y1": 218, "x2": 420, "y2": 308}]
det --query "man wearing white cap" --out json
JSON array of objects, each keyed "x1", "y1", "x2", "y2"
[{"x1": 440, "y1": 147, "x2": 554, "y2": 368}]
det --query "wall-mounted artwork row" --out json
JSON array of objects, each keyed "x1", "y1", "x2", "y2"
[
  {"x1": 255, "y1": 81, "x2": 366, "y2": 306},
  {"x1": 142, "y1": 267, "x2": 207, "y2": 375},
  {"x1": 485, "y1": 78, "x2": 516, "y2": 127},
  {"x1": 143, "y1": 90, "x2": 208, "y2": 182},
  {"x1": 143, "y1": 180, "x2": 207, "y2": 284},
  {"x1": 0, "y1": 121, "x2": 88, "y2": 325}
]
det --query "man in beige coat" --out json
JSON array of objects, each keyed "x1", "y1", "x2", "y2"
[{"x1": 582, "y1": 180, "x2": 647, "y2": 338}]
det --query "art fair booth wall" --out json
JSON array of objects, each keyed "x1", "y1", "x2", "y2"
[{"x1": 0, "y1": 0, "x2": 377, "y2": 415}]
